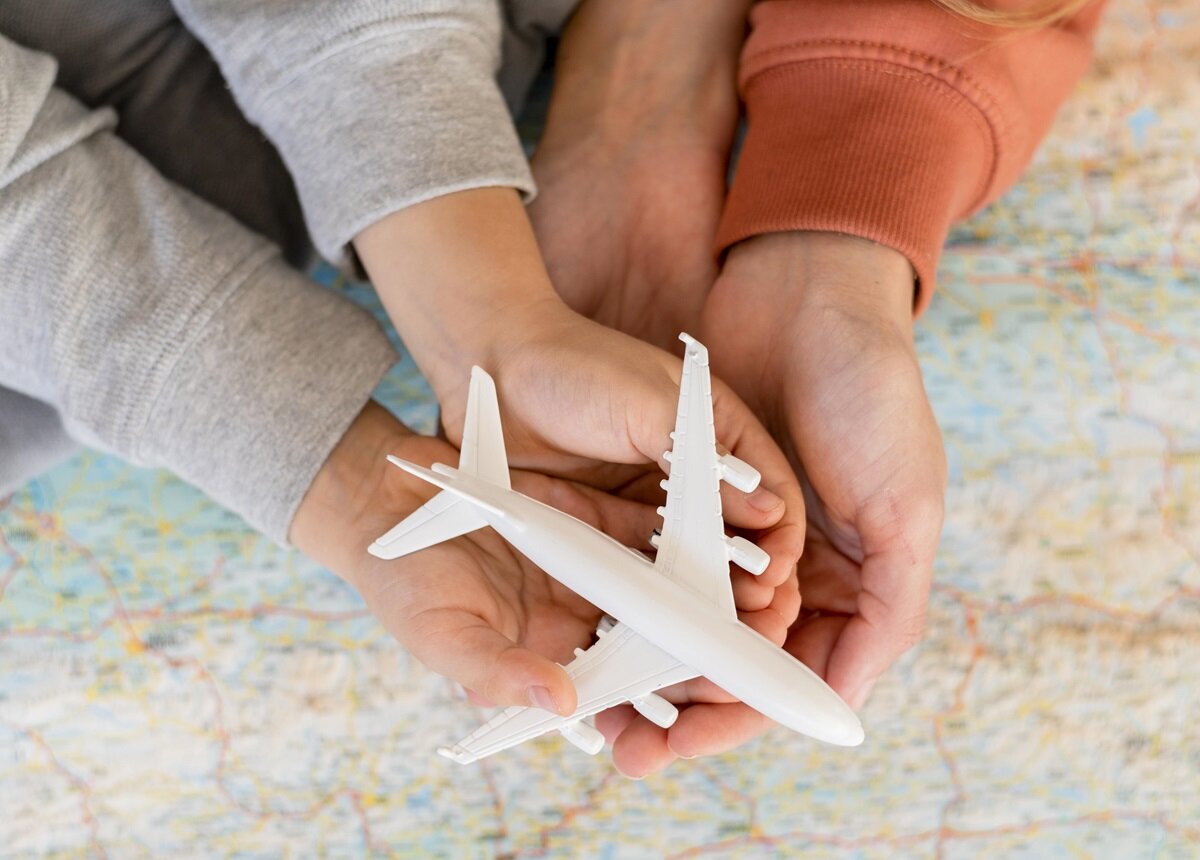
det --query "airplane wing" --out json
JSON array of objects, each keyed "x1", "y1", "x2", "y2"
[
  {"x1": 652, "y1": 334, "x2": 739, "y2": 615},
  {"x1": 438, "y1": 621, "x2": 697, "y2": 764}
]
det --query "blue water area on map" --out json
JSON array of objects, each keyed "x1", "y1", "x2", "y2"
[{"x1": 1126, "y1": 106, "x2": 1158, "y2": 149}]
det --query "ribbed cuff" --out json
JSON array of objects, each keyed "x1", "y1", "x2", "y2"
[
  {"x1": 715, "y1": 59, "x2": 994, "y2": 316},
  {"x1": 138, "y1": 253, "x2": 398, "y2": 544}
]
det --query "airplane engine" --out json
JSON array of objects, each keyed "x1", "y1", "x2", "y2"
[
  {"x1": 632, "y1": 693, "x2": 679, "y2": 729},
  {"x1": 726, "y1": 535, "x2": 770, "y2": 575},
  {"x1": 559, "y1": 720, "x2": 605, "y2": 755},
  {"x1": 719, "y1": 453, "x2": 761, "y2": 493}
]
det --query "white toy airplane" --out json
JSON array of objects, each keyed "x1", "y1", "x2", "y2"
[{"x1": 369, "y1": 334, "x2": 864, "y2": 763}]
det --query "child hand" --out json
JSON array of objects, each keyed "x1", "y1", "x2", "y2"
[
  {"x1": 701, "y1": 232, "x2": 948, "y2": 716},
  {"x1": 527, "y1": 0, "x2": 746, "y2": 352}
]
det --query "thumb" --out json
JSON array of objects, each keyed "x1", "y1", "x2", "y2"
[
  {"x1": 406, "y1": 609, "x2": 578, "y2": 716},
  {"x1": 822, "y1": 494, "x2": 942, "y2": 709}
]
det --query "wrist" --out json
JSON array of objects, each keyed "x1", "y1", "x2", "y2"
[
  {"x1": 353, "y1": 188, "x2": 568, "y2": 398},
  {"x1": 721, "y1": 232, "x2": 917, "y2": 328},
  {"x1": 704, "y1": 232, "x2": 919, "y2": 423},
  {"x1": 541, "y1": 0, "x2": 747, "y2": 158},
  {"x1": 289, "y1": 400, "x2": 417, "y2": 581}
]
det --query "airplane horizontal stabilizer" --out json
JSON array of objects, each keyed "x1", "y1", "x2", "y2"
[{"x1": 368, "y1": 488, "x2": 487, "y2": 560}]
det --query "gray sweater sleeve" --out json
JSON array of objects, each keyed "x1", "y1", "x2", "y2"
[
  {"x1": 0, "y1": 35, "x2": 397, "y2": 542},
  {"x1": 170, "y1": 0, "x2": 536, "y2": 269}
]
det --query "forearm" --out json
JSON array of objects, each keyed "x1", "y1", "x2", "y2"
[
  {"x1": 0, "y1": 36, "x2": 396, "y2": 541},
  {"x1": 353, "y1": 187, "x2": 565, "y2": 400},
  {"x1": 172, "y1": 0, "x2": 532, "y2": 270},
  {"x1": 290, "y1": 401, "x2": 416, "y2": 580},
  {"x1": 544, "y1": 0, "x2": 750, "y2": 146}
]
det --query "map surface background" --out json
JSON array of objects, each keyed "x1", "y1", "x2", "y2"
[{"x1": 2, "y1": 1, "x2": 1199, "y2": 856}]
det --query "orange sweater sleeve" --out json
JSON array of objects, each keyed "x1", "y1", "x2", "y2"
[{"x1": 715, "y1": 0, "x2": 1107, "y2": 314}]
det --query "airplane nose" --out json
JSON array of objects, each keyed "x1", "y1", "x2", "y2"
[
  {"x1": 815, "y1": 704, "x2": 865, "y2": 747},
  {"x1": 832, "y1": 717, "x2": 866, "y2": 747}
]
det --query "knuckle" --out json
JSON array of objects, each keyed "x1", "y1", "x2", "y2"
[{"x1": 906, "y1": 489, "x2": 946, "y2": 550}]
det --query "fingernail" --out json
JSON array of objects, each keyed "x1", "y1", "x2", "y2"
[
  {"x1": 746, "y1": 487, "x2": 783, "y2": 514},
  {"x1": 526, "y1": 685, "x2": 560, "y2": 714},
  {"x1": 666, "y1": 742, "x2": 697, "y2": 761}
]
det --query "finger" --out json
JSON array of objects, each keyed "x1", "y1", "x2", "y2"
[
  {"x1": 738, "y1": 606, "x2": 791, "y2": 648},
  {"x1": 464, "y1": 688, "x2": 495, "y2": 708},
  {"x1": 715, "y1": 447, "x2": 805, "y2": 595},
  {"x1": 405, "y1": 609, "x2": 578, "y2": 716},
  {"x1": 610, "y1": 470, "x2": 666, "y2": 507},
  {"x1": 770, "y1": 567, "x2": 804, "y2": 632},
  {"x1": 718, "y1": 479, "x2": 785, "y2": 531},
  {"x1": 662, "y1": 674, "x2": 737, "y2": 705},
  {"x1": 595, "y1": 704, "x2": 639, "y2": 744},
  {"x1": 784, "y1": 612, "x2": 852, "y2": 677},
  {"x1": 823, "y1": 539, "x2": 936, "y2": 710},
  {"x1": 733, "y1": 566, "x2": 804, "y2": 642},
  {"x1": 610, "y1": 716, "x2": 677, "y2": 779},
  {"x1": 666, "y1": 702, "x2": 773, "y2": 759},
  {"x1": 735, "y1": 566, "x2": 801, "y2": 648},
  {"x1": 731, "y1": 569, "x2": 775, "y2": 611},
  {"x1": 749, "y1": 523, "x2": 804, "y2": 589},
  {"x1": 515, "y1": 470, "x2": 658, "y2": 551}
]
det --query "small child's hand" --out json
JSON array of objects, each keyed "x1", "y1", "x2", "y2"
[{"x1": 450, "y1": 305, "x2": 804, "y2": 587}]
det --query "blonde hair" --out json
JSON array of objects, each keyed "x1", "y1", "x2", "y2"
[{"x1": 932, "y1": 0, "x2": 1094, "y2": 28}]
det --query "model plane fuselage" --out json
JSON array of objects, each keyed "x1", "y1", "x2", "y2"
[{"x1": 418, "y1": 462, "x2": 865, "y2": 747}]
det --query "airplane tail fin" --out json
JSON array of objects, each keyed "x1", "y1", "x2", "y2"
[
  {"x1": 458, "y1": 367, "x2": 511, "y2": 490},
  {"x1": 367, "y1": 367, "x2": 511, "y2": 561}
]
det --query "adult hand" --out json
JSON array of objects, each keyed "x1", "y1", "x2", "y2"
[
  {"x1": 699, "y1": 232, "x2": 947, "y2": 735},
  {"x1": 527, "y1": 0, "x2": 748, "y2": 352},
  {"x1": 292, "y1": 402, "x2": 643, "y2": 715}
]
